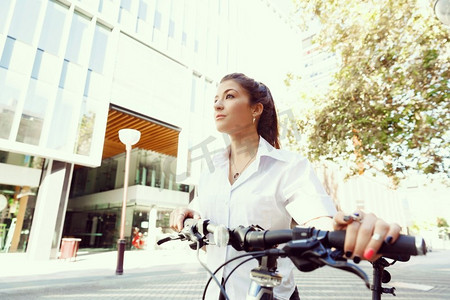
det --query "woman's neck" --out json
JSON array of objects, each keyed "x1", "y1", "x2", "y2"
[{"x1": 229, "y1": 132, "x2": 259, "y2": 161}]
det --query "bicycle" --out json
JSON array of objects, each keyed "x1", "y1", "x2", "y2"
[{"x1": 158, "y1": 218, "x2": 427, "y2": 300}]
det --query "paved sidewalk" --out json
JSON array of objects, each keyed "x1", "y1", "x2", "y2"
[
  {"x1": 0, "y1": 245, "x2": 204, "y2": 291},
  {"x1": 1, "y1": 249, "x2": 449, "y2": 299}
]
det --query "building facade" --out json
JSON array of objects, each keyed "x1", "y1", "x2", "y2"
[{"x1": 0, "y1": 0, "x2": 302, "y2": 259}]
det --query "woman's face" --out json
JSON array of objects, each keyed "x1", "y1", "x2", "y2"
[{"x1": 214, "y1": 80, "x2": 254, "y2": 135}]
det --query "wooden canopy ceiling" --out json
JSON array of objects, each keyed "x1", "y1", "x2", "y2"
[{"x1": 102, "y1": 108, "x2": 180, "y2": 159}]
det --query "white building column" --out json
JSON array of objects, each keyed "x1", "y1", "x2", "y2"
[
  {"x1": 147, "y1": 206, "x2": 158, "y2": 250},
  {"x1": 27, "y1": 159, "x2": 73, "y2": 260}
]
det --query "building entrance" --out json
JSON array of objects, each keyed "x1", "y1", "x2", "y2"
[
  {"x1": 63, "y1": 210, "x2": 118, "y2": 249},
  {"x1": 0, "y1": 184, "x2": 37, "y2": 253}
]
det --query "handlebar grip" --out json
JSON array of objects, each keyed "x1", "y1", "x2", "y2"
[
  {"x1": 183, "y1": 218, "x2": 216, "y2": 236},
  {"x1": 327, "y1": 230, "x2": 427, "y2": 259},
  {"x1": 183, "y1": 218, "x2": 199, "y2": 228},
  {"x1": 183, "y1": 218, "x2": 229, "y2": 247}
]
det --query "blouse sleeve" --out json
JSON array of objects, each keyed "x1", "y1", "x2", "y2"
[
  {"x1": 282, "y1": 157, "x2": 337, "y2": 225},
  {"x1": 187, "y1": 169, "x2": 208, "y2": 216},
  {"x1": 188, "y1": 196, "x2": 200, "y2": 212}
]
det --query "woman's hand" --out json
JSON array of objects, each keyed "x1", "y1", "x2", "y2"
[
  {"x1": 333, "y1": 210, "x2": 401, "y2": 262},
  {"x1": 169, "y1": 207, "x2": 201, "y2": 232}
]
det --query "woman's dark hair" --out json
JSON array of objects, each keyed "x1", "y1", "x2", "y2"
[{"x1": 220, "y1": 73, "x2": 280, "y2": 149}]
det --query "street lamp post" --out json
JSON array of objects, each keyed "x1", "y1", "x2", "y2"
[
  {"x1": 116, "y1": 128, "x2": 141, "y2": 275},
  {"x1": 434, "y1": 0, "x2": 450, "y2": 26}
]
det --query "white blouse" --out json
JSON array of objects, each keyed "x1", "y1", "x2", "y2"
[{"x1": 190, "y1": 137, "x2": 337, "y2": 300}]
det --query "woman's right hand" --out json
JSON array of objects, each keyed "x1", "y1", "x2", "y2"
[{"x1": 169, "y1": 207, "x2": 201, "y2": 232}]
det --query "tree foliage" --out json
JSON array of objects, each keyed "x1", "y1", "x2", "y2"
[{"x1": 293, "y1": 0, "x2": 449, "y2": 185}]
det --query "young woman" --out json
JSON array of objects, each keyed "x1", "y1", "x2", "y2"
[{"x1": 170, "y1": 73, "x2": 401, "y2": 300}]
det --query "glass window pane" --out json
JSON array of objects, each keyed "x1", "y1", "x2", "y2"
[
  {"x1": 65, "y1": 12, "x2": 91, "y2": 64},
  {"x1": 154, "y1": 11, "x2": 161, "y2": 29},
  {"x1": 84, "y1": 69, "x2": 92, "y2": 97},
  {"x1": 168, "y1": 20, "x2": 175, "y2": 38},
  {"x1": 88, "y1": 24, "x2": 110, "y2": 74},
  {"x1": 0, "y1": 36, "x2": 15, "y2": 69},
  {"x1": 31, "y1": 49, "x2": 44, "y2": 79},
  {"x1": 16, "y1": 79, "x2": 50, "y2": 145},
  {"x1": 74, "y1": 97, "x2": 98, "y2": 156},
  {"x1": 38, "y1": 0, "x2": 68, "y2": 55},
  {"x1": 87, "y1": 70, "x2": 108, "y2": 100},
  {"x1": 0, "y1": 0, "x2": 13, "y2": 33},
  {"x1": 138, "y1": 0, "x2": 148, "y2": 21},
  {"x1": 8, "y1": 0, "x2": 42, "y2": 44},
  {"x1": 194, "y1": 40, "x2": 199, "y2": 53},
  {"x1": 47, "y1": 89, "x2": 78, "y2": 151},
  {"x1": 0, "y1": 68, "x2": 23, "y2": 139},
  {"x1": 62, "y1": 60, "x2": 85, "y2": 92},
  {"x1": 182, "y1": 32, "x2": 187, "y2": 46},
  {"x1": 120, "y1": 0, "x2": 131, "y2": 10},
  {"x1": 36, "y1": 45, "x2": 64, "y2": 86},
  {"x1": 98, "y1": 0, "x2": 103, "y2": 13},
  {"x1": 59, "y1": 59, "x2": 69, "y2": 88}
]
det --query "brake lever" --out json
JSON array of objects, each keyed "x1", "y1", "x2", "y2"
[
  {"x1": 283, "y1": 240, "x2": 370, "y2": 289},
  {"x1": 156, "y1": 235, "x2": 182, "y2": 245},
  {"x1": 315, "y1": 250, "x2": 370, "y2": 289}
]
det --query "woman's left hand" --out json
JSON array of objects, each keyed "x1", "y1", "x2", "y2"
[{"x1": 333, "y1": 210, "x2": 402, "y2": 262}]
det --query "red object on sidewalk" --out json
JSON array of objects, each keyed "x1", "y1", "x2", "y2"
[
  {"x1": 132, "y1": 228, "x2": 145, "y2": 249},
  {"x1": 59, "y1": 238, "x2": 82, "y2": 261}
]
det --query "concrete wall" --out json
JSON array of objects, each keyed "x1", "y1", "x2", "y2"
[
  {"x1": 0, "y1": 163, "x2": 42, "y2": 187},
  {"x1": 68, "y1": 185, "x2": 189, "y2": 211}
]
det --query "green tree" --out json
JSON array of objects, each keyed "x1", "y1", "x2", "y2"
[
  {"x1": 292, "y1": 0, "x2": 449, "y2": 185},
  {"x1": 437, "y1": 217, "x2": 449, "y2": 228}
]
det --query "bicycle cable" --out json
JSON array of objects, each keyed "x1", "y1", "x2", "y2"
[
  {"x1": 222, "y1": 255, "x2": 264, "y2": 286},
  {"x1": 195, "y1": 241, "x2": 230, "y2": 300},
  {"x1": 202, "y1": 251, "x2": 266, "y2": 300}
]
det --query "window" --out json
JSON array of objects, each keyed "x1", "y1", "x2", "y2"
[
  {"x1": 8, "y1": 0, "x2": 42, "y2": 44},
  {"x1": 0, "y1": 0, "x2": 12, "y2": 33},
  {"x1": 74, "y1": 97, "x2": 97, "y2": 156},
  {"x1": 98, "y1": 0, "x2": 103, "y2": 13},
  {"x1": 16, "y1": 79, "x2": 50, "y2": 145},
  {"x1": 0, "y1": 36, "x2": 15, "y2": 69},
  {"x1": 38, "y1": 0, "x2": 68, "y2": 55},
  {"x1": 0, "y1": 68, "x2": 21, "y2": 139},
  {"x1": 88, "y1": 23, "x2": 110, "y2": 74},
  {"x1": 46, "y1": 89, "x2": 78, "y2": 151},
  {"x1": 118, "y1": 0, "x2": 131, "y2": 23},
  {"x1": 58, "y1": 59, "x2": 69, "y2": 88},
  {"x1": 65, "y1": 12, "x2": 91, "y2": 64},
  {"x1": 153, "y1": 10, "x2": 161, "y2": 29},
  {"x1": 84, "y1": 69, "x2": 92, "y2": 97},
  {"x1": 182, "y1": 32, "x2": 187, "y2": 46},
  {"x1": 168, "y1": 20, "x2": 175, "y2": 38},
  {"x1": 31, "y1": 49, "x2": 44, "y2": 79},
  {"x1": 120, "y1": 0, "x2": 131, "y2": 10},
  {"x1": 138, "y1": 0, "x2": 147, "y2": 21}
]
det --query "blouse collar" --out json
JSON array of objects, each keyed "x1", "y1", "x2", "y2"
[{"x1": 212, "y1": 136, "x2": 290, "y2": 168}]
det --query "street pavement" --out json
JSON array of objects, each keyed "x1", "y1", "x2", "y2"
[{"x1": 0, "y1": 245, "x2": 449, "y2": 300}]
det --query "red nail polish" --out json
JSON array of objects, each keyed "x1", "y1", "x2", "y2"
[{"x1": 364, "y1": 248, "x2": 375, "y2": 260}]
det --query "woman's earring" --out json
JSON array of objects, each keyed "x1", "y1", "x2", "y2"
[{"x1": 253, "y1": 117, "x2": 256, "y2": 124}]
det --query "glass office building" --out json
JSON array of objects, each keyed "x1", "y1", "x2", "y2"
[{"x1": 0, "y1": 0, "x2": 302, "y2": 259}]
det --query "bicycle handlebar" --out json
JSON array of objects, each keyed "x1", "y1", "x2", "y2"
[
  {"x1": 182, "y1": 218, "x2": 427, "y2": 260},
  {"x1": 162, "y1": 218, "x2": 427, "y2": 298}
]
